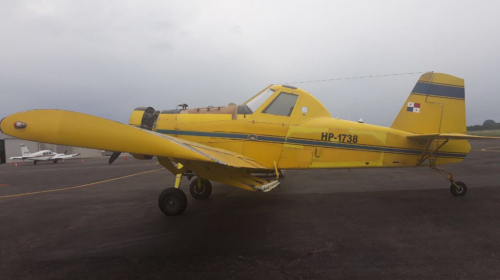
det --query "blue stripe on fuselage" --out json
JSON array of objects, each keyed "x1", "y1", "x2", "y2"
[
  {"x1": 156, "y1": 129, "x2": 466, "y2": 158},
  {"x1": 286, "y1": 138, "x2": 464, "y2": 158}
]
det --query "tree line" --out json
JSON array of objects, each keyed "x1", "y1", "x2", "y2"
[{"x1": 467, "y1": 120, "x2": 500, "y2": 131}]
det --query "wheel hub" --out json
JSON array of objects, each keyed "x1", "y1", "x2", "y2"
[
  {"x1": 165, "y1": 196, "x2": 179, "y2": 210},
  {"x1": 195, "y1": 185, "x2": 205, "y2": 194}
]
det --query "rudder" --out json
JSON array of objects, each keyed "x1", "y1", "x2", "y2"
[
  {"x1": 391, "y1": 72, "x2": 466, "y2": 134},
  {"x1": 20, "y1": 144, "x2": 31, "y2": 156}
]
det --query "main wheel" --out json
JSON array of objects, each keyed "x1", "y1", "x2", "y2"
[
  {"x1": 189, "y1": 179, "x2": 212, "y2": 200},
  {"x1": 33, "y1": 161, "x2": 37, "y2": 165},
  {"x1": 53, "y1": 159, "x2": 58, "y2": 163},
  {"x1": 158, "y1": 188, "x2": 187, "y2": 216},
  {"x1": 450, "y1": 181, "x2": 467, "y2": 197}
]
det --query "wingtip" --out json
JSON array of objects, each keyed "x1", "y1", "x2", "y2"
[{"x1": 0, "y1": 116, "x2": 5, "y2": 134}]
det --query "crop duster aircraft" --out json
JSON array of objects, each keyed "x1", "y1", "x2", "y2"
[{"x1": 1, "y1": 72, "x2": 498, "y2": 216}]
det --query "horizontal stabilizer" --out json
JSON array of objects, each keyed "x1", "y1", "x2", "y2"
[{"x1": 407, "y1": 133, "x2": 500, "y2": 141}]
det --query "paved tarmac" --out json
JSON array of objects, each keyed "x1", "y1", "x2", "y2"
[{"x1": 1, "y1": 140, "x2": 500, "y2": 279}]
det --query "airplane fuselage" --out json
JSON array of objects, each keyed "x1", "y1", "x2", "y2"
[
  {"x1": 153, "y1": 115, "x2": 468, "y2": 169},
  {"x1": 10, "y1": 148, "x2": 79, "y2": 163},
  {"x1": 130, "y1": 84, "x2": 470, "y2": 170}
]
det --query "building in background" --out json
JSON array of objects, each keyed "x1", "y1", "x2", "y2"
[{"x1": 0, "y1": 132, "x2": 102, "y2": 164}]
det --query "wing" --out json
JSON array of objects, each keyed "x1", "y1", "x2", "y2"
[
  {"x1": 0, "y1": 109, "x2": 267, "y2": 169},
  {"x1": 9, "y1": 156, "x2": 25, "y2": 160},
  {"x1": 407, "y1": 133, "x2": 500, "y2": 141},
  {"x1": 62, "y1": 154, "x2": 80, "y2": 158},
  {"x1": 52, "y1": 153, "x2": 80, "y2": 159}
]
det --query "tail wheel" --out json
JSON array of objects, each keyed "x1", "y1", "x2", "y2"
[
  {"x1": 189, "y1": 178, "x2": 212, "y2": 200},
  {"x1": 450, "y1": 181, "x2": 467, "y2": 197},
  {"x1": 158, "y1": 188, "x2": 187, "y2": 216}
]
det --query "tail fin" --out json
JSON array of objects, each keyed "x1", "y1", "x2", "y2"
[
  {"x1": 20, "y1": 144, "x2": 31, "y2": 156},
  {"x1": 391, "y1": 72, "x2": 466, "y2": 134}
]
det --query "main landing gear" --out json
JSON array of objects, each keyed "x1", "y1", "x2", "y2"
[
  {"x1": 189, "y1": 178, "x2": 212, "y2": 200},
  {"x1": 155, "y1": 159, "x2": 283, "y2": 216},
  {"x1": 157, "y1": 175, "x2": 212, "y2": 216},
  {"x1": 158, "y1": 188, "x2": 188, "y2": 216}
]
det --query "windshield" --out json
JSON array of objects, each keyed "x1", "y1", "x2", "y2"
[
  {"x1": 262, "y1": 92, "x2": 298, "y2": 116},
  {"x1": 245, "y1": 89, "x2": 275, "y2": 113}
]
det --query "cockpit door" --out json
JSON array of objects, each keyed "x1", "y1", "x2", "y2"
[
  {"x1": 260, "y1": 92, "x2": 299, "y2": 117},
  {"x1": 243, "y1": 90, "x2": 300, "y2": 167}
]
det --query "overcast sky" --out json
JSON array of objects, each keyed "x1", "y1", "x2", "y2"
[{"x1": 1, "y1": 0, "x2": 499, "y2": 126}]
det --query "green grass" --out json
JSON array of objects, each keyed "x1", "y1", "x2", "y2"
[{"x1": 468, "y1": 129, "x2": 500, "y2": 136}]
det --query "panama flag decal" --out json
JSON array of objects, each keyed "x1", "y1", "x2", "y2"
[{"x1": 407, "y1": 102, "x2": 421, "y2": 113}]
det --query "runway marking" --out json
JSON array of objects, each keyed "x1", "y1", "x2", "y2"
[
  {"x1": 0, "y1": 162, "x2": 161, "y2": 174},
  {"x1": 479, "y1": 147, "x2": 500, "y2": 153},
  {"x1": 0, "y1": 169, "x2": 163, "y2": 199}
]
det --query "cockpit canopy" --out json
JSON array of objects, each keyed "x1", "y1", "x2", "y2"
[
  {"x1": 147, "y1": 84, "x2": 331, "y2": 125},
  {"x1": 240, "y1": 85, "x2": 331, "y2": 121},
  {"x1": 245, "y1": 88, "x2": 298, "y2": 117}
]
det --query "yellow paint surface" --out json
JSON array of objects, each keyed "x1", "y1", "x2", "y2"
[{"x1": 1, "y1": 73, "x2": 484, "y2": 192}]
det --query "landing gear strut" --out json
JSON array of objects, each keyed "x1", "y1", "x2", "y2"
[
  {"x1": 430, "y1": 159, "x2": 468, "y2": 197},
  {"x1": 418, "y1": 139, "x2": 468, "y2": 197},
  {"x1": 157, "y1": 170, "x2": 213, "y2": 215}
]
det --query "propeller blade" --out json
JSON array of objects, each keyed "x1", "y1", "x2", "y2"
[
  {"x1": 64, "y1": 150, "x2": 68, "y2": 154},
  {"x1": 109, "y1": 152, "x2": 121, "y2": 164}
]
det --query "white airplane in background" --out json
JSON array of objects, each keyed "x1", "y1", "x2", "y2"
[{"x1": 9, "y1": 144, "x2": 80, "y2": 164}]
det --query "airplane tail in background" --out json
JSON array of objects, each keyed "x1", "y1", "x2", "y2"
[
  {"x1": 20, "y1": 144, "x2": 31, "y2": 156},
  {"x1": 391, "y1": 72, "x2": 466, "y2": 134}
]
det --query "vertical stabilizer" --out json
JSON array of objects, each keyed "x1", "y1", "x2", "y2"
[
  {"x1": 20, "y1": 144, "x2": 31, "y2": 156},
  {"x1": 391, "y1": 72, "x2": 466, "y2": 134}
]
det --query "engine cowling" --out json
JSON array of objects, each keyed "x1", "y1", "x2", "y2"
[
  {"x1": 128, "y1": 107, "x2": 159, "y2": 160},
  {"x1": 129, "y1": 107, "x2": 160, "y2": 129},
  {"x1": 131, "y1": 154, "x2": 153, "y2": 160}
]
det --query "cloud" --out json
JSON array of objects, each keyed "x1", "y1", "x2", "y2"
[{"x1": 0, "y1": 0, "x2": 499, "y2": 126}]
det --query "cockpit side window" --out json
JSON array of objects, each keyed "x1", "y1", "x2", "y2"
[{"x1": 262, "y1": 92, "x2": 299, "y2": 116}]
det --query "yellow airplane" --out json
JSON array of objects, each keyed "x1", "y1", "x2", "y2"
[{"x1": 1, "y1": 72, "x2": 498, "y2": 216}]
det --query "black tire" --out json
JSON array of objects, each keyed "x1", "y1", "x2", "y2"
[
  {"x1": 53, "y1": 160, "x2": 58, "y2": 163},
  {"x1": 33, "y1": 161, "x2": 37, "y2": 165},
  {"x1": 189, "y1": 179, "x2": 212, "y2": 200},
  {"x1": 450, "y1": 181, "x2": 467, "y2": 197},
  {"x1": 158, "y1": 188, "x2": 187, "y2": 216}
]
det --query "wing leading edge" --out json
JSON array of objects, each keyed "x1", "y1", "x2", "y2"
[{"x1": 0, "y1": 110, "x2": 267, "y2": 169}]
